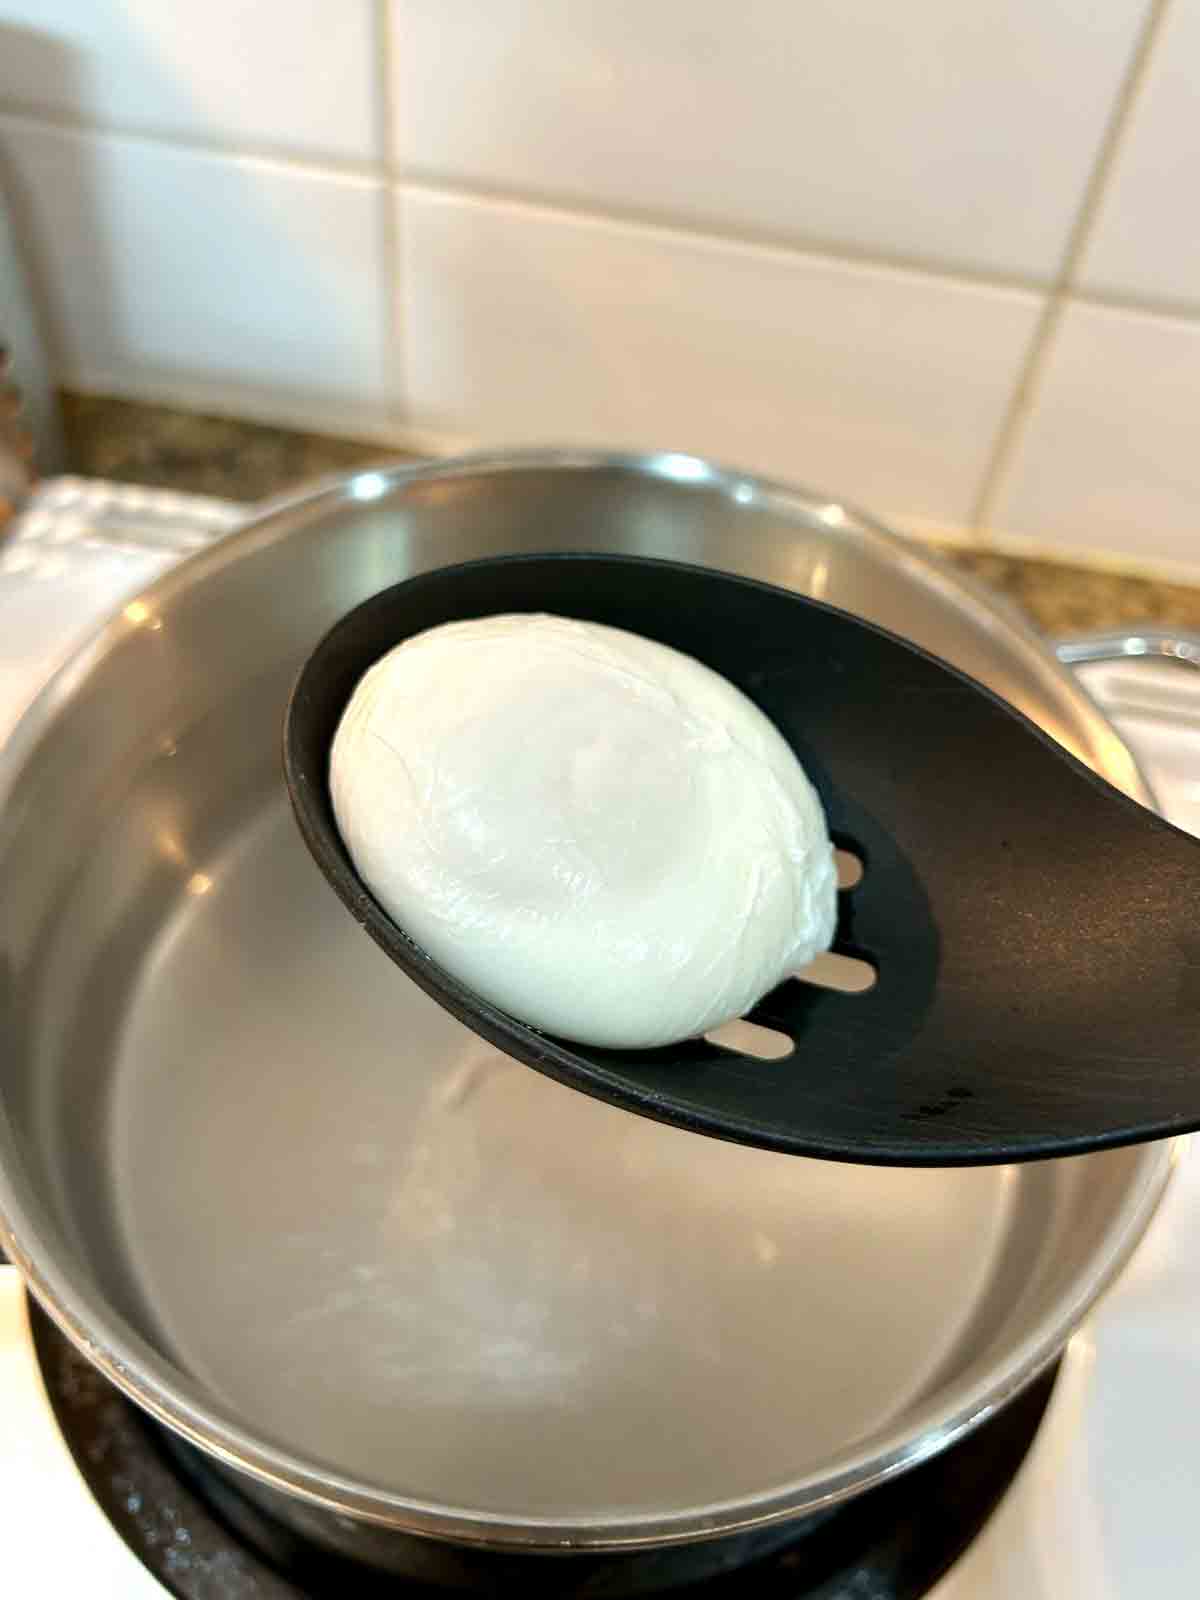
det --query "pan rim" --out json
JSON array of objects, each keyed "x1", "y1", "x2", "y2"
[{"x1": 0, "y1": 447, "x2": 1175, "y2": 1548}]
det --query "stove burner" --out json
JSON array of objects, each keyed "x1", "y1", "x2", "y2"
[{"x1": 30, "y1": 1299, "x2": 1057, "y2": 1598}]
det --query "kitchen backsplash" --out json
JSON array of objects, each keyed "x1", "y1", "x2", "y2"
[{"x1": 0, "y1": 1, "x2": 1196, "y2": 575}]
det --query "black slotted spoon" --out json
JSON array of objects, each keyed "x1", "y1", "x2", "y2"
[{"x1": 283, "y1": 553, "x2": 1200, "y2": 1167}]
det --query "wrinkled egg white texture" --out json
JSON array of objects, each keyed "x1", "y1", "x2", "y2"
[{"x1": 330, "y1": 614, "x2": 838, "y2": 1049}]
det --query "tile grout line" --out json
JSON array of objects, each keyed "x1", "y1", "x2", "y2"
[
  {"x1": 0, "y1": 91, "x2": 1045, "y2": 297},
  {"x1": 1072, "y1": 282, "x2": 1200, "y2": 324},
  {"x1": 968, "y1": 0, "x2": 1172, "y2": 538},
  {"x1": 0, "y1": 99, "x2": 385, "y2": 183},
  {"x1": 6, "y1": 87, "x2": 1200, "y2": 329},
  {"x1": 373, "y1": 0, "x2": 405, "y2": 432},
  {"x1": 391, "y1": 170, "x2": 1046, "y2": 297}
]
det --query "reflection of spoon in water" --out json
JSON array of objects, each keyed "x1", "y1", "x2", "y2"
[
  {"x1": 436, "y1": 1050, "x2": 512, "y2": 1113},
  {"x1": 285, "y1": 553, "x2": 1200, "y2": 1167}
]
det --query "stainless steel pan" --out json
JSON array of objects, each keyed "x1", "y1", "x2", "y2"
[{"x1": 0, "y1": 452, "x2": 1174, "y2": 1587}]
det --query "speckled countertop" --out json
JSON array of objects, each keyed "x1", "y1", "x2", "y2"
[{"x1": 59, "y1": 392, "x2": 1200, "y2": 639}]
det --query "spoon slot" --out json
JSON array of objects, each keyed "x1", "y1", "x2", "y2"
[
  {"x1": 704, "y1": 1019, "x2": 795, "y2": 1060},
  {"x1": 794, "y1": 950, "x2": 878, "y2": 994},
  {"x1": 834, "y1": 848, "x2": 864, "y2": 889}
]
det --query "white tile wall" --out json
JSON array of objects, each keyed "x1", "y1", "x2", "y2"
[
  {"x1": 1080, "y1": 0, "x2": 1200, "y2": 314},
  {"x1": 389, "y1": 0, "x2": 1150, "y2": 284},
  {"x1": 400, "y1": 187, "x2": 1043, "y2": 525},
  {"x1": 0, "y1": 117, "x2": 389, "y2": 430},
  {"x1": 993, "y1": 302, "x2": 1200, "y2": 572},
  {"x1": 0, "y1": 0, "x2": 1197, "y2": 575},
  {"x1": 0, "y1": 0, "x2": 378, "y2": 162}
]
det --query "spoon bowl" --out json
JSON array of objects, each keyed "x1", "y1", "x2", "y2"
[{"x1": 284, "y1": 552, "x2": 1200, "y2": 1166}]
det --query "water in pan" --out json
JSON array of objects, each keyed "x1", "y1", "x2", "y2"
[
  {"x1": 42, "y1": 681, "x2": 1057, "y2": 1521},
  {"x1": 30, "y1": 1295, "x2": 1061, "y2": 1598}
]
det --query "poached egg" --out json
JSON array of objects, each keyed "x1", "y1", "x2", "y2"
[{"x1": 330, "y1": 613, "x2": 837, "y2": 1049}]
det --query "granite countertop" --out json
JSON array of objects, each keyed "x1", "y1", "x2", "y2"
[{"x1": 60, "y1": 392, "x2": 1200, "y2": 640}]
